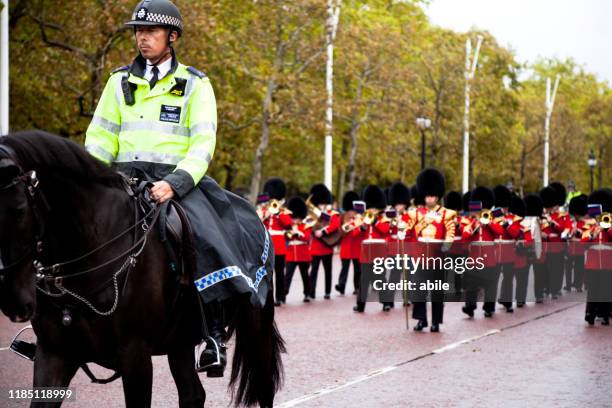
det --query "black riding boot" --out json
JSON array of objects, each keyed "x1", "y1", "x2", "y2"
[{"x1": 197, "y1": 301, "x2": 227, "y2": 377}]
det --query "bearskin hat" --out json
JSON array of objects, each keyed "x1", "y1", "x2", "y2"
[
  {"x1": 471, "y1": 186, "x2": 495, "y2": 210},
  {"x1": 416, "y1": 168, "x2": 445, "y2": 199},
  {"x1": 524, "y1": 194, "x2": 544, "y2": 217},
  {"x1": 540, "y1": 186, "x2": 558, "y2": 208},
  {"x1": 410, "y1": 184, "x2": 424, "y2": 206},
  {"x1": 342, "y1": 191, "x2": 360, "y2": 212},
  {"x1": 287, "y1": 196, "x2": 307, "y2": 219},
  {"x1": 363, "y1": 185, "x2": 386, "y2": 210},
  {"x1": 588, "y1": 189, "x2": 611, "y2": 213},
  {"x1": 263, "y1": 177, "x2": 286, "y2": 200},
  {"x1": 549, "y1": 181, "x2": 567, "y2": 206},
  {"x1": 462, "y1": 191, "x2": 471, "y2": 212},
  {"x1": 389, "y1": 182, "x2": 411, "y2": 207},
  {"x1": 444, "y1": 191, "x2": 462, "y2": 212},
  {"x1": 569, "y1": 194, "x2": 588, "y2": 217},
  {"x1": 493, "y1": 184, "x2": 512, "y2": 208},
  {"x1": 310, "y1": 183, "x2": 332, "y2": 206},
  {"x1": 509, "y1": 194, "x2": 526, "y2": 217}
]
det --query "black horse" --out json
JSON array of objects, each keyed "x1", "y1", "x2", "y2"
[{"x1": 0, "y1": 131, "x2": 284, "y2": 407}]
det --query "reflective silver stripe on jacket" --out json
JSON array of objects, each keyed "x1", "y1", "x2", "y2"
[
  {"x1": 86, "y1": 145, "x2": 116, "y2": 163},
  {"x1": 90, "y1": 116, "x2": 120, "y2": 135},
  {"x1": 115, "y1": 151, "x2": 184, "y2": 165},
  {"x1": 121, "y1": 121, "x2": 190, "y2": 137}
]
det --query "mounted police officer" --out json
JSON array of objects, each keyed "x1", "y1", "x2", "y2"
[{"x1": 85, "y1": 0, "x2": 273, "y2": 378}]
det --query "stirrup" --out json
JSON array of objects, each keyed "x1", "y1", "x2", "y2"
[
  {"x1": 195, "y1": 336, "x2": 226, "y2": 376},
  {"x1": 8, "y1": 326, "x2": 36, "y2": 361}
]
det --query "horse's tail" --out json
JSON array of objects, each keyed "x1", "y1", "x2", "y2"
[{"x1": 229, "y1": 289, "x2": 285, "y2": 407}]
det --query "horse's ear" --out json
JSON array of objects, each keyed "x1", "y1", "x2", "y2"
[{"x1": 0, "y1": 158, "x2": 20, "y2": 185}]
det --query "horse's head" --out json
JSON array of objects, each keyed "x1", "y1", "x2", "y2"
[{"x1": 0, "y1": 148, "x2": 38, "y2": 322}]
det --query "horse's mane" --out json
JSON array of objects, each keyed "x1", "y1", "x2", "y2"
[{"x1": 0, "y1": 130, "x2": 123, "y2": 188}]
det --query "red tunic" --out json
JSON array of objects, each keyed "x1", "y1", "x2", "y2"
[
  {"x1": 582, "y1": 221, "x2": 612, "y2": 270},
  {"x1": 286, "y1": 223, "x2": 312, "y2": 263},
  {"x1": 359, "y1": 215, "x2": 391, "y2": 263},
  {"x1": 340, "y1": 220, "x2": 366, "y2": 259},
  {"x1": 309, "y1": 211, "x2": 341, "y2": 256},
  {"x1": 263, "y1": 210, "x2": 292, "y2": 256},
  {"x1": 541, "y1": 210, "x2": 572, "y2": 254}
]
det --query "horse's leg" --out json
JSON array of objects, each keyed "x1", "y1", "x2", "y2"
[
  {"x1": 30, "y1": 346, "x2": 78, "y2": 408},
  {"x1": 168, "y1": 347, "x2": 205, "y2": 408},
  {"x1": 119, "y1": 340, "x2": 153, "y2": 408}
]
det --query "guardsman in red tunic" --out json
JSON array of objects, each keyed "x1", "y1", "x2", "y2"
[
  {"x1": 336, "y1": 191, "x2": 365, "y2": 296},
  {"x1": 540, "y1": 183, "x2": 573, "y2": 299},
  {"x1": 583, "y1": 189, "x2": 612, "y2": 326},
  {"x1": 568, "y1": 195, "x2": 589, "y2": 292},
  {"x1": 521, "y1": 194, "x2": 547, "y2": 303},
  {"x1": 462, "y1": 186, "x2": 501, "y2": 318},
  {"x1": 508, "y1": 195, "x2": 529, "y2": 307},
  {"x1": 308, "y1": 184, "x2": 341, "y2": 300},
  {"x1": 494, "y1": 185, "x2": 523, "y2": 313},
  {"x1": 383, "y1": 182, "x2": 412, "y2": 306},
  {"x1": 444, "y1": 191, "x2": 467, "y2": 296},
  {"x1": 408, "y1": 169, "x2": 455, "y2": 332},
  {"x1": 260, "y1": 177, "x2": 293, "y2": 306},
  {"x1": 354, "y1": 185, "x2": 391, "y2": 312},
  {"x1": 284, "y1": 196, "x2": 312, "y2": 303}
]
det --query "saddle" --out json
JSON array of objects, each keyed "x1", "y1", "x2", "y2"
[{"x1": 122, "y1": 176, "x2": 196, "y2": 284}]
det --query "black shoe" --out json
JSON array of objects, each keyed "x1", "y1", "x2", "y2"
[
  {"x1": 585, "y1": 314, "x2": 595, "y2": 326},
  {"x1": 274, "y1": 301, "x2": 282, "y2": 307},
  {"x1": 462, "y1": 306, "x2": 474, "y2": 318},
  {"x1": 352, "y1": 290, "x2": 358, "y2": 295},
  {"x1": 563, "y1": 286, "x2": 570, "y2": 292},
  {"x1": 324, "y1": 294, "x2": 331, "y2": 300},
  {"x1": 506, "y1": 307, "x2": 514, "y2": 313},
  {"x1": 303, "y1": 296, "x2": 310, "y2": 303},
  {"x1": 382, "y1": 303, "x2": 391, "y2": 312},
  {"x1": 197, "y1": 336, "x2": 227, "y2": 377},
  {"x1": 430, "y1": 324, "x2": 440, "y2": 333},
  {"x1": 517, "y1": 302, "x2": 525, "y2": 308},
  {"x1": 335, "y1": 284, "x2": 345, "y2": 295},
  {"x1": 576, "y1": 288, "x2": 583, "y2": 293},
  {"x1": 353, "y1": 304, "x2": 365, "y2": 313},
  {"x1": 602, "y1": 317, "x2": 610, "y2": 326},
  {"x1": 484, "y1": 311, "x2": 494, "y2": 318},
  {"x1": 414, "y1": 320, "x2": 428, "y2": 331},
  {"x1": 536, "y1": 298, "x2": 544, "y2": 304}
]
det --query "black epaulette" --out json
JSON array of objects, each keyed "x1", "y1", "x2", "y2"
[
  {"x1": 187, "y1": 66, "x2": 207, "y2": 79},
  {"x1": 111, "y1": 65, "x2": 130, "y2": 75}
]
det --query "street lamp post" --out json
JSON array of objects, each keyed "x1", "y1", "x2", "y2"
[
  {"x1": 588, "y1": 150, "x2": 597, "y2": 193},
  {"x1": 416, "y1": 117, "x2": 431, "y2": 170}
]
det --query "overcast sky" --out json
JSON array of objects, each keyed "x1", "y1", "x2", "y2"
[{"x1": 425, "y1": 0, "x2": 612, "y2": 84}]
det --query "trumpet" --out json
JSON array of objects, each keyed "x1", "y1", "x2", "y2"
[
  {"x1": 600, "y1": 213, "x2": 612, "y2": 229},
  {"x1": 363, "y1": 208, "x2": 379, "y2": 226},
  {"x1": 305, "y1": 195, "x2": 323, "y2": 220},
  {"x1": 479, "y1": 209, "x2": 492, "y2": 225},
  {"x1": 342, "y1": 214, "x2": 364, "y2": 233},
  {"x1": 268, "y1": 199, "x2": 285, "y2": 215}
]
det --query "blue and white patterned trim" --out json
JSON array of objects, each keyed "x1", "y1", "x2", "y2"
[{"x1": 194, "y1": 231, "x2": 271, "y2": 293}]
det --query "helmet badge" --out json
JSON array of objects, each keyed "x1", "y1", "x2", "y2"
[{"x1": 136, "y1": 8, "x2": 148, "y2": 20}]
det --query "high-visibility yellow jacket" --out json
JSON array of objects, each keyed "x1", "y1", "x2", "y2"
[{"x1": 85, "y1": 53, "x2": 216, "y2": 197}]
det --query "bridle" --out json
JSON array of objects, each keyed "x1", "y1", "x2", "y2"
[{"x1": 0, "y1": 144, "x2": 162, "y2": 315}]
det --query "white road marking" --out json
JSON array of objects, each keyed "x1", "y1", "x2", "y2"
[{"x1": 277, "y1": 303, "x2": 580, "y2": 408}]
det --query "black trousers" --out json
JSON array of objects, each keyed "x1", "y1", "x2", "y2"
[
  {"x1": 310, "y1": 254, "x2": 333, "y2": 297},
  {"x1": 274, "y1": 255, "x2": 286, "y2": 302},
  {"x1": 356, "y1": 263, "x2": 389, "y2": 309},
  {"x1": 337, "y1": 258, "x2": 361, "y2": 293},
  {"x1": 285, "y1": 261, "x2": 310, "y2": 297},
  {"x1": 498, "y1": 263, "x2": 515, "y2": 307},
  {"x1": 546, "y1": 252, "x2": 565, "y2": 296},
  {"x1": 569, "y1": 255, "x2": 585, "y2": 290},
  {"x1": 585, "y1": 268, "x2": 612, "y2": 318},
  {"x1": 411, "y1": 268, "x2": 445, "y2": 324},
  {"x1": 464, "y1": 267, "x2": 499, "y2": 313},
  {"x1": 533, "y1": 262, "x2": 548, "y2": 300},
  {"x1": 515, "y1": 264, "x2": 530, "y2": 304}
]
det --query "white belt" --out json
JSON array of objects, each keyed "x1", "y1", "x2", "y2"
[
  {"x1": 268, "y1": 230, "x2": 286, "y2": 236},
  {"x1": 417, "y1": 238, "x2": 444, "y2": 243},
  {"x1": 363, "y1": 239, "x2": 386, "y2": 244},
  {"x1": 495, "y1": 240, "x2": 515, "y2": 244},
  {"x1": 590, "y1": 244, "x2": 612, "y2": 251},
  {"x1": 288, "y1": 240, "x2": 307, "y2": 246},
  {"x1": 470, "y1": 241, "x2": 495, "y2": 246}
]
